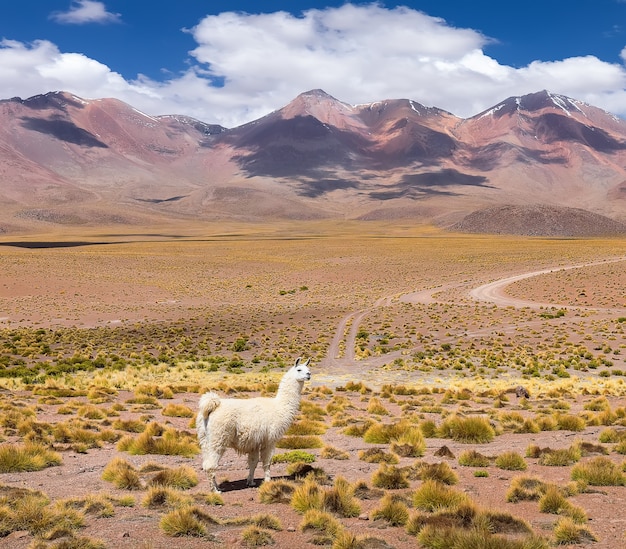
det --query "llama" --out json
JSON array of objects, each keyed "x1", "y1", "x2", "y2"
[{"x1": 196, "y1": 357, "x2": 311, "y2": 492}]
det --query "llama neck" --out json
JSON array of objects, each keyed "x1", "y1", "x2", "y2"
[{"x1": 275, "y1": 377, "x2": 304, "y2": 419}]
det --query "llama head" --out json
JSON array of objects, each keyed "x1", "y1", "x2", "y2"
[{"x1": 292, "y1": 357, "x2": 311, "y2": 382}]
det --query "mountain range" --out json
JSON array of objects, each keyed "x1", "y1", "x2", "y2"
[{"x1": 1, "y1": 88, "x2": 626, "y2": 236}]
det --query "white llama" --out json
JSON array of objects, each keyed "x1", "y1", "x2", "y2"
[{"x1": 196, "y1": 357, "x2": 311, "y2": 492}]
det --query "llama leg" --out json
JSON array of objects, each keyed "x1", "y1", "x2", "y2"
[
  {"x1": 260, "y1": 445, "x2": 275, "y2": 483},
  {"x1": 247, "y1": 449, "x2": 260, "y2": 487}
]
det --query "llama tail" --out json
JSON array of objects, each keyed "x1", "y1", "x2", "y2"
[{"x1": 196, "y1": 392, "x2": 221, "y2": 443}]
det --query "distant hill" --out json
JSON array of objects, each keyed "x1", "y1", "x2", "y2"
[{"x1": 1, "y1": 89, "x2": 625, "y2": 236}]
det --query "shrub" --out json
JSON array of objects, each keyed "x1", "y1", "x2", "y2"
[
  {"x1": 148, "y1": 465, "x2": 199, "y2": 489},
  {"x1": 291, "y1": 478, "x2": 323, "y2": 513},
  {"x1": 159, "y1": 506, "x2": 211, "y2": 537},
  {"x1": 506, "y1": 476, "x2": 548, "y2": 502},
  {"x1": 571, "y1": 456, "x2": 626, "y2": 485},
  {"x1": 258, "y1": 480, "x2": 297, "y2": 504},
  {"x1": 417, "y1": 462, "x2": 458, "y2": 485},
  {"x1": 437, "y1": 416, "x2": 495, "y2": 443},
  {"x1": 241, "y1": 526, "x2": 275, "y2": 547},
  {"x1": 495, "y1": 451, "x2": 527, "y2": 471},
  {"x1": 358, "y1": 448, "x2": 399, "y2": 464},
  {"x1": 372, "y1": 464, "x2": 409, "y2": 489},
  {"x1": 370, "y1": 493, "x2": 409, "y2": 526},
  {"x1": 272, "y1": 450, "x2": 316, "y2": 464},
  {"x1": 553, "y1": 517, "x2": 597, "y2": 544},
  {"x1": 275, "y1": 435, "x2": 323, "y2": 449},
  {"x1": 537, "y1": 446, "x2": 581, "y2": 466},
  {"x1": 117, "y1": 425, "x2": 199, "y2": 456},
  {"x1": 322, "y1": 477, "x2": 361, "y2": 517},
  {"x1": 555, "y1": 414, "x2": 586, "y2": 432},
  {"x1": 162, "y1": 403, "x2": 194, "y2": 417},
  {"x1": 0, "y1": 442, "x2": 62, "y2": 473},
  {"x1": 412, "y1": 480, "x2": 470, "y2": 512},
  {"x1": 320, "y1": 445, "x2": 350, "y2": 460},
  {"x1": 299, "y1": 509, "x2": 342, "y2": 545},
  {"x1": 286, "y1": 419, "x2": 327, "y2": 435},
  {"x1": 458, "y1": 450, "x2": 491, "y2": 467},
  {"x1": 363, "y1": 420, "x2": 412, "y2": 444},
  {"x1": 101, "y1": 457, "x2": 143, "y2": 490},
  {"x1": 390, "y1": 426, "x2": 426, "y2": 457}
]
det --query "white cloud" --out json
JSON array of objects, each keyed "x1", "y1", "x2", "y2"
[
  {"x1": 3, "y1": 4, "x2": 626, "y2": 127},
  {"x1": 50, "y1": 1, "x2": 121, "y2": 25}
]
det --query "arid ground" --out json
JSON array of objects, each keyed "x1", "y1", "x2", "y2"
[{"x1": 0, "y1": 222, "x2": 624, "y2": 549}]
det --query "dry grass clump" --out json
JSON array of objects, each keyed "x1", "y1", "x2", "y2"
[
  {"x1": 390, "y1": 425, "x2": 426, "y2": 457},
  {"x1": 142, "y1": 486, "x2": 193, "y2": 509},
  {"x1": 458, "y1": 449, "x2": 491, "y2": 467},
  {"x1": 363, "y1": 420, "x2": 413, "y2": 444},
  {"x1": 553, "y1": 517, "x2": 597, "y2": 544},
  {"x1": 538, "y1": 485, "x2": 587, "y2": 523},
  {"x1": 275, "y1": 435, "x2": 324, "y2": 449},
  {"x1": 117, "y1": 422, "x2": 199, "y2": 456},
  {"x1": 536, "y1": 445, "x2": 582, "y2": 466},
  {"x1": 555, "y1": 414, "x2": 586, "y2": 432},
  {"x1": 495, "y1": 451, "x2": 527, "y2": 471},
  {"x1": 258, "y1": 479, "x2": 297, "y2": 504},
  {"x1": 371, "y1": 463, "x2": 410, "y2": 489},
  {"x1": 322, "y1": 476, "x2": 361, "y2": 517},
  {"x1": 148, "y1": 465, "x2": 199, "y2": 489},
  {"x1": 415, "y1": 524, "x2": 549, "y2": 549},
  {"x1": 415, "y1": 461, "x2": 459, "y2": 485},
  {"x1": 0, "y1": 442, "x2": 62, "y2": 473},
  {"x1": 101, "y1": 457, "x2": 143, "y2": 490},
  {"x1": 437, "y1": 415, "x2": 496, "y2": 443},
  {"x1": 286, "y1": 418, "x2": 327, "y2": 435},
  {"x1": 0, "y1": 484, "x2": 84, "y2": 539},
  {"x1": 240, "y1": 525, "x2": 275, "y2": 546},
  {"x1": 272, "y1": 450, "x2": 316, "y2": 463},
  {"x1": 506, "y1": 476, "x2": 549, "y2": 502},
  {"x1": 571, "y1": 456, "x2": 626, "y2": 485},
  {"x1": 161, "y1": 403, "x2": 194, "y2": 417},
  {"x1": 112, "y1": 418, "x2": 147, "y2": 432},
  {"x1": 366, "y1": 397, "x2": 390, "y2": 415},
  {"x1": 299, "y1": 508, "x2": 343, "y2": 545},
  {"x1": 291, "y1": 477, "x2": 324, "y2": 513},
  {"x1": 358, "y1": 447, "x2": 399, "y2": 464},
  {"x1": 320, "y1": 445, "x2": 350, "y2": 460},
  {"x1": 370, "y1": 493, "x2": 410, "y2": 526},
  {"x1": 159, "y1": 506, "x2": 217, "y2": 538},
  {"x1": 412, "y1": 480, "x2": 470, "y2": 512}
]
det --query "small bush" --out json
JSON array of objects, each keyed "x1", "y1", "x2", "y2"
[
  {"x1": 412, "y1": 480, "x2": 470, "y2": 512},
  {"x1": 291, "y1": 478, "x2": 323, "y2": 513},
  {"x1": 495, "y1": 451, "x2": 527, "y2": 471},
  {"x1": 299, "y1": 509, "x2": 342, "y2": 545},
  {"x1": 458, "y1": 450, "x2": 491, "y2": 467},
  {"x1": 358, "y1": 448, "x2": 399, "y2": 464},
  {"x1": 241, "y1": 525, "x2": 275, "y2": 546},
  {"x1": 0, "y1": 442, "x2": 62, "y2": 473},
  {"x1": 275, "y1": 435, "x2": 323, "y2": 449},
  {"x1": 258, "y1": 480, "x2": 297, "y2": 504},
  {"x1": 371, "y1": 464, "x2": 409, "y2": 489},
  {"x1": 537, "y1": 446, "x2": 581, "y2": 466},
  {"x1": 148, "y1": 465, "x2": 198, "y2": 489},
  {"x1": 417, "y1": 462, "x2": 458, "y2": 485},
  {"x1": 320, "y1": 445, "x2": 350, "y2": 460},
  {"x1": 437, "y1": 416, "x2": 495, "y2": 443},
  {"x1": 571, "y1": 456, "x2": 626, "y2": 485},
  {"x1": 101, "y1": 457, "x2": 143, "y2": 490},
  {"x1": 322, "y1": 477, "x2": 361, "y2": 518},
  {"x1": 553, "y1": 517, "x2": 597, "y2": 544},
  {"x1": 272, "y1": 450, "x2": 316, "y2": 464},
  {"x1": 506, "y1": 476, "x2": 549, "y2": 502},
  {"x1": 162, "y1": 403, "x2": 194, "y2": 417},
  {"x1": 159, "y1": 506, "x2": 210, "y2": 537},
  {"x1": 370, "y1": 493, "x2": 409, "y2": 526}
]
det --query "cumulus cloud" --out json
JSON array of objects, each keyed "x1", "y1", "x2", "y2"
[
  {"x1": 3, "y1": 4, "x2": 626, "y2": 127},
  {"x1": 50, "y1": 0, "x2": 121, "y2": 25}
]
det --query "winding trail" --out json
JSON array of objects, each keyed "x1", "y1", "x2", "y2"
[{"x1": 321, "y1": 255, "x2": 626, "y2": 375}]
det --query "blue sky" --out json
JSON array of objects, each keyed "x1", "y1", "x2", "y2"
[{"x1": 2, "y1": 1, "x2": 626, "y2": 127}]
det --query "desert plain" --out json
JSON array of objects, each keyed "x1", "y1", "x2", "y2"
[{"x1": 0, "y1": 221, "x2": 625, "y2": 549}]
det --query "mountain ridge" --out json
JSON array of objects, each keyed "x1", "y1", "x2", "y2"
[{"x1": 1, "y1": 89, "x2": 625, "y2": 236}]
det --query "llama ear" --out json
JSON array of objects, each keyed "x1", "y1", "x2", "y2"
[
  {"x1": 301, "y1": 358, "x2": 311, "y2": 367},
  {"x1": 295, "y1": 357, "x2": 302, "y2": 366}
]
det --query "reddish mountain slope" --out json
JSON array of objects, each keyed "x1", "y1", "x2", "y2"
[{"x1": 1, "y1": 89, "x2": 625, "y2": 235}]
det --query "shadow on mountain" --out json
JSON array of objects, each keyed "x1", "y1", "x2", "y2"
[
  {"x1": 370, "y1": 170, "x2": 490, "y2": 200},
  {"x1": 21, "y1": 117, "x2": 108, "y2": 148}
]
